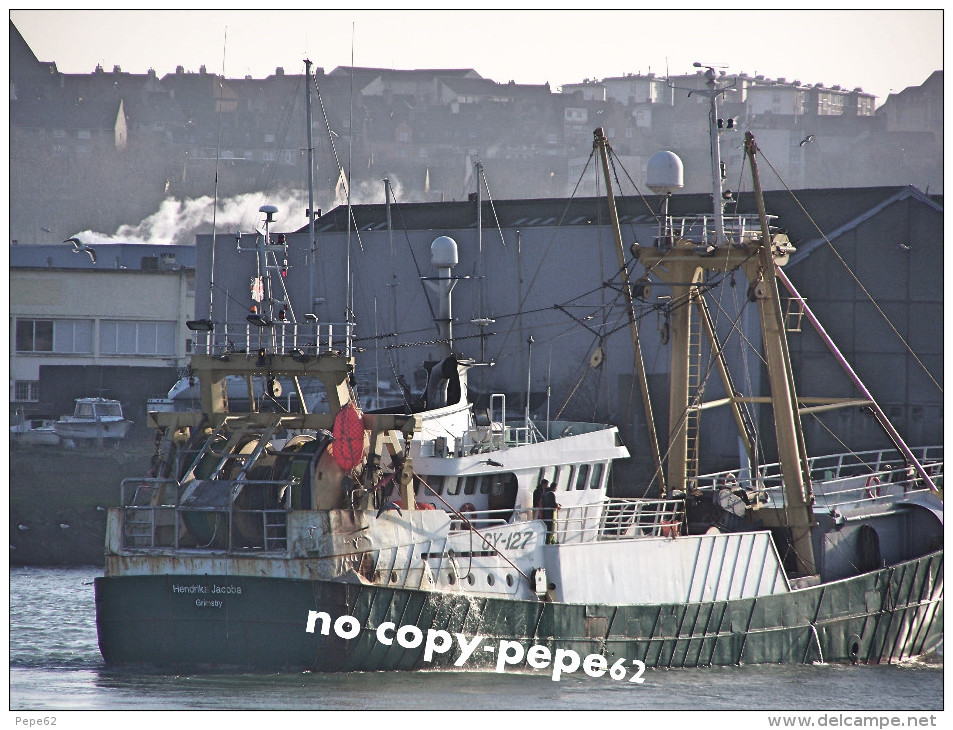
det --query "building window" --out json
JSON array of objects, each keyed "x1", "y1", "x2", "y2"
[
  {"x1": 100, "y1": 320, "x2": 176, "y2": 356},
  {"x1": 13, "y1": 380, "x2": 39, "y2": 402},
  {"x1": 16, "y1": 319, "x2": 93, "y2": 353},
  {"x1": 15, "y1": 319, "x2": 53, "y2": 352},
  {"x1": 53, "y1": 320, "x2": 94, "y2": 353}
]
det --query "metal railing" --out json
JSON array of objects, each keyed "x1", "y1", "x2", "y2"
[
  {"x1": 119, "y1": 477, "x2": 293, "y2": 553},
  {"x1": 655, "y1": 213, "x2": 774, "y2": 247},
  {"x1": 696, "y1": 446, "x2": 943, "y2": 508},
  {"x1": 448, "y1": 498, "x2": 684, "y2": 545},
  {"x1": 189, "y1": 321, "x2": 354, "y2": 359}
]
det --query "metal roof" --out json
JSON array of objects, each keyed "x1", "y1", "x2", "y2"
[{"x1": 303, "y1": 185, "x2": 941, "y2": 251}]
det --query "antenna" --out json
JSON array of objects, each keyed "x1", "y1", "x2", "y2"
[
  {"x1": 208, "y1": 28, "x2": 228, "y2": 325},
  {"x1": 694, "y1": 61, "x2": 736, "y2": 248},
  {"x1": 304, "y1": 59, "x2": 317, "y2": 317}
]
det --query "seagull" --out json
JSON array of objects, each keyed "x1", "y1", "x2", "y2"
[
  {"x1": 59, "y1": 523, "x2": 70, "y2": 530},
  {"x1": 65, "y1": 237, "x2": 97, "y2": 264},
  {"x1": 899, "y1": 243, "x2": 912, "y2": 251},
  {"x1": 799, "y1": 135, "x2": 815, "y2": 147},
  {"x1": 17, "y1": 524, "x2": 29, "y2": 531}
]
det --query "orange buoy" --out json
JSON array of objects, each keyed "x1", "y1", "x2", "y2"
[{"x1": 331, "y1": 402, "x2": 366, "y2": 471}]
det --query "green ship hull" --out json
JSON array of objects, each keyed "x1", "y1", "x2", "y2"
[{"x1": 95, "y1": 548, "x2": 942, "y2": 672}]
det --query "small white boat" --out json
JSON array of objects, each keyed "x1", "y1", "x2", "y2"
[
  {"x1": 53, "y1": 397, "x2": 132, "y2": 442},
  {"x1": 10, "y1": 411, "x2": 60, "y2": 446}
]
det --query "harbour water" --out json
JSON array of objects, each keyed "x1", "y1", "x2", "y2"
[{"x1": 9, "y1": 566, "x2": 943, "y2": 715}]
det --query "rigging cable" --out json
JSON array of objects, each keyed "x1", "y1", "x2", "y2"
[
  {"x1": 489, "y1": 148, "x2": 598, "y2": 363},
  {"x1": 756, "y1": 147, "x2": 941, "y2": 394},
  {"x1": 309, "y1": 71, "x2": 366, "y2": 255}
]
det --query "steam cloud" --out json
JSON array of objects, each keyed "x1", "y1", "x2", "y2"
[
  {"x1": 72, "y1": 190, "x2": 310, "y2": 246},
  {"x1": 69, "y1": 175, "x2": 417, "y2": 247}
]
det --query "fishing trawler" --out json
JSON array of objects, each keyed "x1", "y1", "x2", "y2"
[{"x1": 95, "y1": 66, "x2": 942, "y2": 672}]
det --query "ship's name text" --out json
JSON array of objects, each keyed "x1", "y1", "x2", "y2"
[{"x1": 172, "y1": 583, "x2": 242, "y2": 595}]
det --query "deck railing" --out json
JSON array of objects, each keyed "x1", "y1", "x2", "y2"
[
  {"x1": 448, "y1": 498, "x2": 684, "y2": 545},
  {"x1": 188, "y1": 321, "x2": 354, "y2": 359},
  {"x1": 656, "y1": 213, "x2": 773, "y2": 247},
  {"x1": 696, "y1": 446, "x2": 943, "y2": 508}
]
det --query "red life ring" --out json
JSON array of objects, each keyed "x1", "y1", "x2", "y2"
[
  {"x1": 453, "y1": 502, "x2": 476, "y2": 530},
  {"x1": 331, "y1": 402, "x2": 366, "y2": 471},
  {"x1": 865, "y1": 475, "x2": 882, "y2": 499}
]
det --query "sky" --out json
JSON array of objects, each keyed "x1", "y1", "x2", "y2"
[{"x1": 9, "y1": 8, "x2": 944, "y2": 104}]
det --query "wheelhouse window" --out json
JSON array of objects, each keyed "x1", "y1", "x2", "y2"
[
  {"x1": 97, "y1": 402, "x2": 122, "y2": 417},
  {"x1": 421, "y1": 475, "x2": 443, "y2": 496},
  {"x1": 562, "y1": 465, "x2": 575, "y2": 490},
  {"x1": 590, "y1": 462, "x2": 605, "y2": 489},
  {"x1": 575, "y1": 463, "x2": 591, "y2": 490}
]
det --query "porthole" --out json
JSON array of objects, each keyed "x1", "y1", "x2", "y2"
[
  {"x1": 448, "y1": 572, "x2": 456, "y2": 585},
  {"x1": 390, "y1": 571, "x2": 398, "y2": 583},
  {"x1": 506, "y1": 574, "x2": 514, "y2": 587},
  {"x1": 467, "y1": 573, "x2": 475, "y2": 586},
  {"x1": 487, "y1": 574, "x2": 495, "y2": 586}
]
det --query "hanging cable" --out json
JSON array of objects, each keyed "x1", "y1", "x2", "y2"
[{"x1": 756, "y1": 147, "x2": 941, "y2": 394}]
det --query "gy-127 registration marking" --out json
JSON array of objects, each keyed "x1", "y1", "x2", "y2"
[{"x1": 480, "y1": 528, "x2": 534, "y2": 551}]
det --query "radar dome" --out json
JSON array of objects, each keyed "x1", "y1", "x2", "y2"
[
  {"x1": 431, "y1": 236, "x2": 458, "y2": 268},
  {"x1": 646, "y1": 151, "x2": 684, "y2": 195}
]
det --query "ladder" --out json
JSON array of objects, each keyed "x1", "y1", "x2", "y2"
[{"x1": 685, "y1": 291, "x2": 703, "y2": 485}]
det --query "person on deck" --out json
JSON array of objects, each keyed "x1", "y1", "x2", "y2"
[
  {"x1": 532, "y1": 479, "x2": 548, "y2": 520},
  {"x1": 541, "y1": 482, "x2": 560, "y2": 544}
]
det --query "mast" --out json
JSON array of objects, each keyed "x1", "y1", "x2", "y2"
[
  {"x1": 745, "y1": 132, "x2": 817, "y2": 577},
  {"x1": 695, "y1": 63, "x2": 729, "y2": 248},
  {"x1": 593, "y1": 128, "x2": 666, "y2": 494},
  {"x1": 304, "y1": 59, "x2": 317, "y2": 316},
  {"x1": 476, "y1": 160, "x2": 484, "y2": 317},
  {"x1": 384, "y1": 177, "x2": 393, "y2": 255}
]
